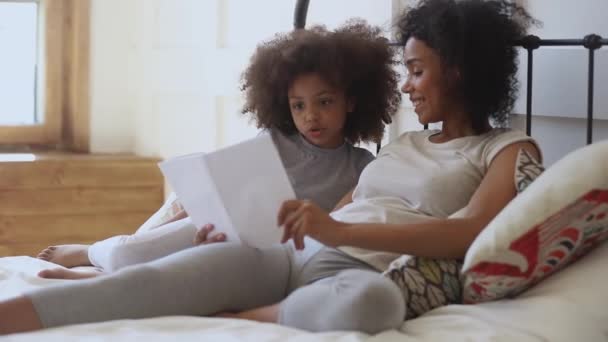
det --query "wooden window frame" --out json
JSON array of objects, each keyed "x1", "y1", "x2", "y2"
[{"x1": 0, "y1": 0, "x2": 90, "y2": 152}]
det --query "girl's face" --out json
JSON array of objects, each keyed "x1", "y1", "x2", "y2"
[
  {"x1": 288, "y1": 73, "x2": 353, "y2": 149},
  {"x1": 401, "y1": 37, "x2": 460, "y2": 125}
]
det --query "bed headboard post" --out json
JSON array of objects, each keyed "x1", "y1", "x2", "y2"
[
  {"x1": 583, "y1": 34, "x2": 603, "y2": 145},
  {"x1": 293, "y1": 0, "x2": 310, "y2": 29},
  {"x1": 519, "y1": 35, "x2": 541, "y2": 137}
]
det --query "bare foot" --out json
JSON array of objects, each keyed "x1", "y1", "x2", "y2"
[
  {"x1": 38, "y1": 267, "x2": 102, "y2": 280},
  {"x1": 36, "y1": 244, "x2": 92, "y2": 268}
]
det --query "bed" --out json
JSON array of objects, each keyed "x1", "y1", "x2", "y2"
[
  {"x1": 2, "y1": 1, "x2": 608, "y2": 341},
  {"x1": 2, "y1": 241, "x2": 607, "y2": 341}
]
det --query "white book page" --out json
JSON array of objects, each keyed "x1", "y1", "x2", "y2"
[
  {"x1": 158, "y1": 153, "x2": 239, "y2": 243},
  {"x1": 204, "y1": 134, "x2": 296, "y2": 248}
]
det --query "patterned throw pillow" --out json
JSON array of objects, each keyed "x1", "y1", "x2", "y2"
[
  {"x1": 383, "y1": 257, "x2": 463, "y2": 319},
  {"x1": 514, "y1": 149, "x2": 544, "y2": 193},
  {"x1": 462, "y1": 141, "x2": 608, "y2": 304}
]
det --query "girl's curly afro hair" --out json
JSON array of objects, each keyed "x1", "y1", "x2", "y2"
[{"x1": 241, "y1": 20, "x2": 402, "y2": 144}]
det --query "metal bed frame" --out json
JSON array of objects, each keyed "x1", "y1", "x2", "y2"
[{"x1": 293, "y1": 0, "x2": 606, "y2": 146}]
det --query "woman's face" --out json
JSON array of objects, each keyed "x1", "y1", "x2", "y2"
[
  {"x1": 401, "y1": 37, "x2": 458, "y2": 125},
  {"x1": 287, "y1": 73, "x2": 353, "y2": 149}
]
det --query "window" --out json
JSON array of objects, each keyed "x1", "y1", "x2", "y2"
[
  {"x1": 0, "y1": 1, "x2": 38, "y2": 125},
  {"x1": 0, "y1": 0, "x2": 90, "y2": 151}
]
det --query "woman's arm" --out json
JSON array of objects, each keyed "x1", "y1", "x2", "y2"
[{"x1": 279, "y1": 142, "x2": 541, "y2": 259}]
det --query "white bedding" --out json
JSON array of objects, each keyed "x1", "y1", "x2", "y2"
[{"x1": 1, "y1": 246, "x2": 607, "y2": 341}]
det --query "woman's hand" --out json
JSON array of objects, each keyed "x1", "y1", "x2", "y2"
[
  {"x1": 193, "y1": 224, "x2": 227, "y2": 245},
  {"x1": 277, "y1": 200, "x2": 347, "y2": 250}
]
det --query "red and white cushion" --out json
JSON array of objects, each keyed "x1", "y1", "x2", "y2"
[{"x1": 462, "y1": 141, "x2": 608, "y2": 303}]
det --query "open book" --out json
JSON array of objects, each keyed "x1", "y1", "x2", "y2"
[{"x1": 158, "y1": 134, "x2": 296, "y2": 248}]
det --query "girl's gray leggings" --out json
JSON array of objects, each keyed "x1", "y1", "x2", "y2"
[{"x1": 27, "y1": 243, "x2": 405, "y2": 334}]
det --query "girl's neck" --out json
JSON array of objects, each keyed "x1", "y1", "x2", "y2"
[{"x1": 298, "y1": 133, "x2": 346, "y2": 150}]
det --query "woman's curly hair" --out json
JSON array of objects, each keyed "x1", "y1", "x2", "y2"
[
  {"x1": 396, "y1": 0, "x2": 538, "y2": 132},
  {"x1": 241, "y1": 20, "x2": 402, "y2": 144}
]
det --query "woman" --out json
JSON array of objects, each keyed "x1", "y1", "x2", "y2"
[{"x1": 0, "y1": 0, "x2": 541, "y2": 335}]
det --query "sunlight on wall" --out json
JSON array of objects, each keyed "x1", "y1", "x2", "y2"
[
  {"x1": 88, "y1": 0, "x2": 607, "y2": 160},
  {"x1": 104, "y1": 0, "x2": 396, "y2": 159}
]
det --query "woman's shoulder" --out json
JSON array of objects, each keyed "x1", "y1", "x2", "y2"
[
  {"x1": 481, "y1": 128, "x2": 535, "y2": 148},
  {"x1": 485, "y1": 127, "x2": 526, "y2": 138},
  {"x1": 480, "y1": 128, "x2": 542, "y2": 165}
]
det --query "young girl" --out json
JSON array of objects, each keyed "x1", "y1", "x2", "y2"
[
  {"x1": 0, "y1": 0, "x2": 542, "y2": 335},
  {"x1": 35, "y1": 21, "x2": 402, "y2": 278}
]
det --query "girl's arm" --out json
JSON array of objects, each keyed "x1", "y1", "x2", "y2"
[{"x1": 279, "y1": 142, "x2": 540, "y2": 259}]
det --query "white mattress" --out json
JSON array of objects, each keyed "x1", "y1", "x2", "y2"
[{"x1": 1, "y1": 247, "x2": 607, "y2": 341}]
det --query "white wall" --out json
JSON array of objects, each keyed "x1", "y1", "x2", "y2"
[
  {"x1": 511, "y1": 115, "x2": 608, "y2": 165},
  {"x1": 88, "y1": 0, "x2": 606, "y2": 165},
  {"x1": 127, "y1": 0, "x2": 221, "y2": 158},
  {"x1": 515, "y1": 0, "x2": 608, "y2": 165},
  {"x1": 88, "y1": 0, "x2": 393, "y2": 158},
  {"x1": 88, "y1": 0, "x2": 134, "y2": 153}
]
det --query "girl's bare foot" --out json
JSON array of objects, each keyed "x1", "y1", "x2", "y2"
[
  {"x1": 36, "y1": 244, "x2": 92, "y2": 268},
  {"x1": 37, "y1": 267, "x2": 102, "y2": 280}
]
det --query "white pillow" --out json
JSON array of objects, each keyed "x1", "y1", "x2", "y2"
[{"x1": 462, "y1": 140, "x2": 608, "y2": 303}]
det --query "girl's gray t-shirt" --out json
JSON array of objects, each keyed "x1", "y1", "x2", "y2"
[{"x1": 270, "y1": 129, "x2": 374, "y2": 212}]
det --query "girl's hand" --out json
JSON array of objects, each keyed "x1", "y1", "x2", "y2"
[
  {"x1": 277, "y1": 200, "x2": 347, "y2": 250},
  {"x1": 194, "y1": 224, "x2": 227, "y2": 245}
]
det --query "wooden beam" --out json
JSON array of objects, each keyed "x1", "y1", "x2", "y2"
[
  {"x1": 0, "y1": 187, "x2": 163, "y2": 216},
  {"x1": 0, "y1": 153, "x2": 165, "y2": 256},
  {"x1": 0, "y1": 212, "x2": 151, "y2": 245}
]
